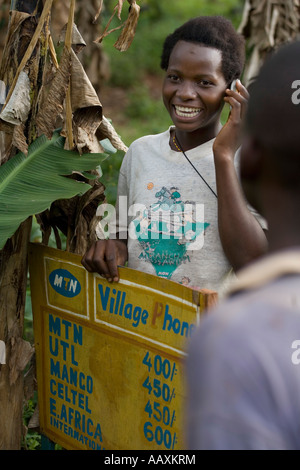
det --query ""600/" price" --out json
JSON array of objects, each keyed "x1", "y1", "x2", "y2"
[{"x1": 143, "y1": 421, "x2": 178, "y2": 449}]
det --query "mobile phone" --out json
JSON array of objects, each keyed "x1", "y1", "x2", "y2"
[
  {"x1": 225, "y1": 79, "x2": 238, "y2": 114},
  {"x1": 230, "y1": 79, "x2": 237, "y2": 92}
]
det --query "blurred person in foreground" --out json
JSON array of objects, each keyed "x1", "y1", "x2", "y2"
[{"x1": 186, "y1": 40, "x2": 300, "y2": 450}]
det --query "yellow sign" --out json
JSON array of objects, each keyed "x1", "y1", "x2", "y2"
[{"x1": 29, "y1": 243, "x2": 217, "y2": 450}]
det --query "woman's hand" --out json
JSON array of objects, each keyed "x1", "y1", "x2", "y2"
[
  {"x1": 213, "y1": 79, "x2": 249, "y2": 161},
  {"x1": 212, "y1": 79, "x2": 267, "y2": 271},
  {"x1": 81, "y1": 239, "x2": 128, "y2": 282}
]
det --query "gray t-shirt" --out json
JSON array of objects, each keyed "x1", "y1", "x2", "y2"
[
  {"x1": 186, "y1": 250, "x2": 300, "y2": 450},
  {"x1": 115, "y1": 128, "x2": 265, "y2": 293}
]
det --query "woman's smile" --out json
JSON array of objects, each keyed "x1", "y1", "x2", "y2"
[{"x1": 173, "y1": 105, "x2": 204, "y2": 119}]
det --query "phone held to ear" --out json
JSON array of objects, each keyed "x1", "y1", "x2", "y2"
[
  {"x1": 226, "y1": 79, "x2": 238, "y2": 112},
  {"x1": 230, "y1": 79, "x2": 237, "y2": 92}
]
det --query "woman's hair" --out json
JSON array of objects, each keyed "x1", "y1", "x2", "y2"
[{"x1": 160, "y1": 16, "x2": 245, "y2": 85}]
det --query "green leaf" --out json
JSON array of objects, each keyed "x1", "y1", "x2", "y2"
[{"x1": 0, "y1": 130, "x2": 107, "y2": 250}]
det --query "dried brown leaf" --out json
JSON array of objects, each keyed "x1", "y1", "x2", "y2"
[
  {"x1": 0, "y1": 120, "x2": 14, "y2": 134},
  {"x1": 114, "y1": 0, "x2": 140, "y2": 52},
  {"x1": 0, "y1": 129, "x2": 13, "y2": 165},
  {"x1": 69, "y1": 49, "x2": 103, "y2": 153},
  {"x1": 75, "y1": 126, "x2": 104, "y2": 154},
  {"x1": 93, "y1": 0, "x2": 104, "y2": 23},
  {"x1": 117, "y1": 0, "x2": 126, "y2": 20},
  {"x1": 239, "y1": 0, "x2": 300, "y2": 85},
  {"x1": 36, "y1": 46, "x2": 71, "y2": 138},
  {"x1": 96, "y1": 116, "x2": 128, "y2": 153},
  {"x1": 94, "y1": 0, "x2": 137, "y2": 44},
  {"x1": 94, "y1": 4, "x2": 123, "y2": 44},
  {"x1": 58, "y1": 23, "x2": 87, "y2": 53},
  {"x1": 45, "y1": 181, "x2": 106, "y2": 254},
  {"x1": 0, "y1": 11, "x2": 31, "y2": 80},
  {"x1": 0, "y1": 71, "x2": 31, "y2": 125},
  {"x1": 48, "y1": 34, "x2": 59, "y2": 69},
  {"x1": 1, "y1": 0, "x2": 54, "y2": 113},
  {"x1": 70, "y1": 49, "x2": 102, "y2": 113},
  {"x1": 12, "y1": 123, "x2": 28, "y2": 154},
  {"x1": 69, "y1": 182, "x2": 106, "y2": 253}
]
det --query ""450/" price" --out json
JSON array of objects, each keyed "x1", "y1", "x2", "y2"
[
  {"x1": 144, "y1": 400, "x2": 176, "y2": 427},
  {"x1": 143, "y1": 376, "x2": 176, "y2": 403}
]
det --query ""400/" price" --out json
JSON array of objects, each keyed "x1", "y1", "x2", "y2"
[{"x1": 142, "y1": 352, "x2": 177, "y2": 381}]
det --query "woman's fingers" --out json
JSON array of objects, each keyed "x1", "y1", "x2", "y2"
[
  {"x1": 81, "y1": 239, "x2": 128, "y2": 282},
  {"x1": 225, "y1": 80, "x2": 249, "y2": 120},
  {"x1": 81, "y1": 240, "x2": 110, "y2": 278},
  {"x1": 235, "y1": 79, "x2": 249, "y2": 99}
]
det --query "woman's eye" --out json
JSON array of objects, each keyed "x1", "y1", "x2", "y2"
[
  {"x1": 198, "y1": 80, "x2": 211, "y2": 86},
  {"x1": 168, "y1": 74, "x2": 180, "y2": 82}
]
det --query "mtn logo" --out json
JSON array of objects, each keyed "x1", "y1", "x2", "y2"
[{"x1": 49, "y1": 269, "x2": 81, "y2": 298}]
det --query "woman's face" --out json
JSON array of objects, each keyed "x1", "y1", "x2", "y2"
[{"x1": 162, "y1": 40, "x2": 228, "y2": 139}]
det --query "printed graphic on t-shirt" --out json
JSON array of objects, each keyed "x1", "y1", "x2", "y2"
[{"x1": 132, "y1": 186, "x2": 209, "y2": 280}]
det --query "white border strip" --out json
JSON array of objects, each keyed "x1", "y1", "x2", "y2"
[
  {"x1": 93, "y1": 274, "x2": 195, "y2": 309},
  {"x1": 119, "y1": 278, "x2": 195, "y2": 308}
]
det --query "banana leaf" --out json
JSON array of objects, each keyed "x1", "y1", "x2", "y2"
[{"x1": 0, "y1": 130, "x2": 108, "y2": 250}]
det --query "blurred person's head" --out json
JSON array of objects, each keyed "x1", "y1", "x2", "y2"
[{"x1": 240, "y1": 41, "x2": 300, "y2": 249}]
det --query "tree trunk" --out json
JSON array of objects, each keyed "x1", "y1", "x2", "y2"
[
  {"x1": 0, "y1": 0, "x2": 45, "y2": 449},
  {"x1": 0, "y1": 220, "x2": 33, "y2": 449}
]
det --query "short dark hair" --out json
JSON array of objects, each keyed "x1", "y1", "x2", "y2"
[{"x1": 160, "y1": 16, "x2": 245, "y2": 85}]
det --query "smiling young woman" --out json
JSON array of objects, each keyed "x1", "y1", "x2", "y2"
[{"x1": 82, "y1": 16, "x2": 268, "y2": 295}]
